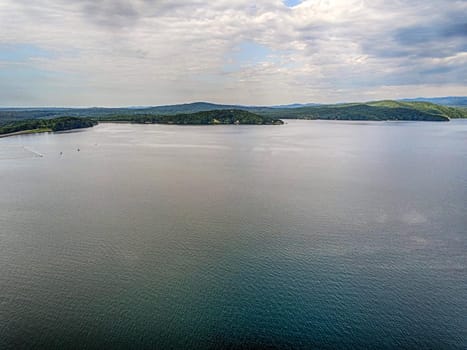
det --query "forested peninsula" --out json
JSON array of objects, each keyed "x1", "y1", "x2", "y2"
[
  {"x1": 98, "y1": 109, "x2": 284, "y2": 125},
  {"x1": 0, "y1": 110, "x2": 282, "y2": 137},
  {"x1": 0, "y1": 117, "x2": 97, "y2": 137}
]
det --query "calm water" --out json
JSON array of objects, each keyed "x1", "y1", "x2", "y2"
[{"x1": 0, "y1": 120, "x2": 466, "y2": 349}]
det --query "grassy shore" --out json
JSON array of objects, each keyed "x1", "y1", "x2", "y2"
[{"x1": 0, "y1": 128, "x2": 52, "y2": 138}]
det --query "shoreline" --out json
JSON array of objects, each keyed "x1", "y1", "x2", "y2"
[
  {"x1": 1, "y1": 117, "x2": 460, "y2": 139},
  {"x1": 0, "y1": 128, "x2": 52, "y2": 138}
]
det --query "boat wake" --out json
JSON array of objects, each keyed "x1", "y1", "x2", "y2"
[{"x1": 23, "y1": 146, "x2": 44, "y2": 158}]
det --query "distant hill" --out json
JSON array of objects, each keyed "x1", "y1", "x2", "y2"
[
  {"x1": 143, "y1": 102, "x2": 243, "y2": 114},
  {"x1": 251, "y1": 100, "x2": 461, "y2": 121},
  {"x1": 400, "y1": 97, "x2": 467, "y2": 108},
  {"x1": 0, "y1": 103, "x2": 247, "y2": 123},
  {"x1": 1, "y1": 100, "x2": 466, "y2": 123},
  {"x1": 366, "y1": 100, "x2": 465, "y2": 119},
  {"x1": 270, "y1": 103, "x2": 321, "y2": 109}
]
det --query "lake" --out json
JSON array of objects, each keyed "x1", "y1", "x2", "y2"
[{"x1": 1, "y1": 120, "x2": 466, "y2": 349}]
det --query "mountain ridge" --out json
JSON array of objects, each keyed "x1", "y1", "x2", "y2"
[{"x1": 1, "y1": 99, "x2": 466, "y2": 123}]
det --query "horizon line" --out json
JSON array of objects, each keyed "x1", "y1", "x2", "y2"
[{"x1": 0, "y1": 96, "x2": 465, "y2": 109}]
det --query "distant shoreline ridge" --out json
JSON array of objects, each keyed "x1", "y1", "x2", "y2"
[{"x1": 2, "y1": 100, "x2": 467, "y2": 137}]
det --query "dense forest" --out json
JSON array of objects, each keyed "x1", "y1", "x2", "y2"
[
  {"x1": 0, "y1": 117, "x2": 97, "y2": 135},
  {"x1": 98, "y1": 109, "x2": 284, "y2": 125}
]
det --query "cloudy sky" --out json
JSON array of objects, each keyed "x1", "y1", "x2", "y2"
[{"x1": 0, "y1": 0, "x2": 466, "y2": 106}]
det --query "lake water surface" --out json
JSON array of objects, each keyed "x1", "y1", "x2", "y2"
[{"x1": 1, "y1": 120, "x2": 466, "y2": 349}]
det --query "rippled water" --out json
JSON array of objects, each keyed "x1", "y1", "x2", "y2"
[{"x1": 1, "y1": 120, "x2": 466, "y2": 349}]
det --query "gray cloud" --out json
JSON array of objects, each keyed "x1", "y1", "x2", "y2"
[
  {"x1": 395, "y1": 23, "x2": 466, "y2": 45},
  {"x1": 81, "y1": 0, "x2": 140, "y2": 28},
  {"x1": 0, "y1": 0, "x2": 465, "y2": 106}
]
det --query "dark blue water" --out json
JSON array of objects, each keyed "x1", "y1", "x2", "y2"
[{"x1": 0, "y1": 120, "x2": 466, "y2": 349}]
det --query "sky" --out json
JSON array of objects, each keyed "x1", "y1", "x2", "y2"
[{"x1": 0, "y1": 0, "x2": 466, "y2": 107}]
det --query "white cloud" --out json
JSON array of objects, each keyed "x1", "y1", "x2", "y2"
[{"x1": 0, "y1": 0, "x2": 465, "y2": 106}]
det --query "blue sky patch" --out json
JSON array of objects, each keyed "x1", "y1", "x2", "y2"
[
  {"x1": 0, "y1": 43, "x2": 54, "y2": 62},
  {"x1": 224, "y1": 41, "x2": 275, "y2": 73},
  {"x1": 284, "y1": 0, "x2": 302, "y2": 8}
]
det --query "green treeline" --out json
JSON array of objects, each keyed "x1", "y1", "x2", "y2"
[
  {"x1": 0, "y1": 117, "x2": 97, "y2": 135},
  {"x1": 98, "y1": 109, "x2": 284, "y2": 125},
  {"x1": 250, "y1": 101, "x2": 462, "y2": 121}
]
